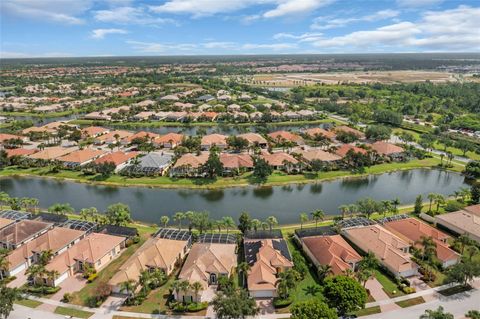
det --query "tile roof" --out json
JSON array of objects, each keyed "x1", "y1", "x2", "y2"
[
  {"x1": 370, "y1": 141, "x2": 404, "y2": 155},
  {"x1": 297, "y1": 149, "x2": 342, "y2": 162},
  {"x1": 81, "y1": 126, "x2": 109, "y2": 137},
  {"x1": 46, "y1": 232, "x2": 125, "y2": 274},
  {"x1": 303, "y1": 128, "x2": 336, "y2": 140},
  {"x1": 154, "y1": 133, "x2": 184, "y2": 144},
  {"x1": 237, "y1": 133, "x2": 268, "y2": 145},
  {"x1": 220, "y1": 153, "x2": 254, "y2": 169},
  {"x1": 302, "y1": 235, "x2": 361, "y2": 275},
  {"x1": 173, "y1": 153, "x2": 209, "y2": 169},
  {"x1": 179, "y1": 242, "x2": 237, "y2": 289},
  {"x1": 0, "y1": 217, "x2": 14, "y2": 230},
  {"x1": 436, "y1": 204, "x2": 480, "y2": 239},
  {"x1": 0, "y1": 133, "x2": 24, "y2": 143},
  {"x1": 261, "y1": 152, "x2": 298, "y2": 166},
  {"x1": 94, "y1": 151, "x2": 138, "y2": 166},
  {"x1": 201, "y1": 134, "x2": 228, "y2": 146},
  {"x1": 28, "y1": 146, "x2": 75, "y2": 160},
  {"x1": 95, "y1": 130, "x2": 133, "y2": 143},
  {"x1": 5, "y1": 148, "x2": 37, "y2": 158},
  {"x1": 334, "y1": 125, "x2": 365, "y2": 138},
  {"x1": 109, "y1": 237, "x2": 189, "y2": 286},
  {"x1": 335, "y1": 144, "x2": 368, "y2": 157},
  {"x1": 0, "y1": 220, "x2": 52, "y2": 245},
  {"x1": 267, "y1": 131, "x2": 304, "y2": 144},
  {"x1": 124, "y1": 131, "x2": 159, "y2": 144},
  {"x1": 57, "y1": 148, "x2": 106, "y2": 164}
]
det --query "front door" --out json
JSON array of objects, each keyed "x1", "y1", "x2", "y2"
[{"x1": 210, "y1": 273, "x2": 217, "y2": 284}]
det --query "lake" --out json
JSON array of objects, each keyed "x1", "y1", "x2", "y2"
[{"x1": 0, "y1": 169, "x2": 468, "y2": 225}]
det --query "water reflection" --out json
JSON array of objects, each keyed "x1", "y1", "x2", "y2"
[
  {"x1": 310, "y1": 183, "x2": 323, "y2": 194},
  {"x1": 253, "y1": 186, "x2": 274, "y2": 199}
]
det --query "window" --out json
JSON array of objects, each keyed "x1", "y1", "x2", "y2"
[
  {"x1": 111, "y1": 248, "x2": 116, "y2": 256},
  {"x1": 97, "y1": 260, "x2": 101, "y2": 266}
]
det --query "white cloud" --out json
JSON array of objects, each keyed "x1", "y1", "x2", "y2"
[
  {"x1": 94, "y1": 6, "x2": 176, "y2": 25},
  {"x1": 202, "y1": 42, "x2": 237, "y2": 49},
  {"x1": 273, "y1": 32, "x2": 323, "y2": 42},
  {"x1": 396, "y1": 0, "x2": 443, "y2": 7},
  {"x1": 127, "y1": 41, "x2": 198, "y2": 53},
  {"x1": 308, "y1": 6, "x2": 480, "y2": 51},
  {"x1": 311, "y1": 9, "x2": 400, "y2": 30},
  {"x1": 91, "y1": 28, "x2": 128, "y2": 39},
  {"x1": 241, "y1": 43, "x2": 297, "y2": 50},
  {"x1": 1, "y1": 0, "x2": 92, "y2": 24},
  {"x1": 0, "y1": 51, "x2": 73, "y2": 58},
  {"x1": 150, "y1": 0, "x2": 335, "y2": 18}
]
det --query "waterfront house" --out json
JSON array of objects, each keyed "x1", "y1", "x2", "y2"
[
  {"x1": 435, "y1": 204, "x2": 480, "y2": 244},
  {"x1": 81, "y1": 126, "x2": 109, "y2": 138},
  {"x1": 93, "y1": 151, "x2": 138, "y2": 172},
  {"x1": 0, "y1": 220, "x2": 53, "y2": 250},
  {"x1": 219, "y1": 153, "x2": 254, "y2": 175},
  {"x1": 126, "y1": 152, "x2": 173, "y2": 176},
  {"x1": 296, "y1": 149, "x2": 342, "y2": 169},
  {"x1": 170, "y1": 153, "x2": 209, "y2": 177},
  {"x1": 28, "y1": 146, "x2": 75, "y2": 161},
  {"x1": 334, "y1": 144, "x2": 368, "y2": 158},
  {"x1": 237, "y1": 133, "x2": 268, "y2": 149},
  {"x1": 123, "y1": 131, "x2": 159, "y2": 145},
  {"x1": 334, "y1": 125, "x2": 366, "y2": 140},
  {"x1": 260, "y1": 152, "x2": 301, "y2": 173},
  {"x1": 153, "y1": 133, "x2": 184, "y2": 149},
  {"x1": 94, "y1": 130, "x2": 133, "y2": 145},
  {"x1": 370, "y1": 141, "x2": 405, "y2": 161},
  {"x1": 268, "y1": 131, "x2": 304, "y2": 146},
  {"x1": 57, "y1": 148, "x2": 107, "y2": 168},
  {"x1": 303, "y1": 127, "x2": 336, "y2": 140},
  {"x1": 201, "y1": 134, "x2": 228, "y2": 151}
]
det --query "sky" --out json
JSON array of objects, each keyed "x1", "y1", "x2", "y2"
[{"x1": 1, "y1": 0, "x2": 479, "y2": 58}]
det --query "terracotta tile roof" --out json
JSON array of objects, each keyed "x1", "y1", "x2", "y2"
[
  {"x1": 246, "y1": 239, "x2": 293, "y2": 291},
  {"x1": 0, "y1": 133, "x2": 24, "y2": 143},
  {"x1": 0, "y1": 220, "x2": 52, "y2": 245},
  {"x1": 261, "y1": 152, "x2": 298, "y2": 166},
  {"x1": 436, "y1": 205, "x2": 480, "y2": 240},
  {"x1": 57, "y1": 148, "x2": 106, "y2": 164},
  {"x1": 334, "y1": 125, "x2": 365, "y2": 138},
  {"x1": 201, "y1": 134, "x2": 228, "y2": 146},
  {"x1": 22, "y1": 126, "x2": 56, "y2": 135},
  {"x1": 220, "y1": 153, "x2": 254, "y2": 169},
  {"x1": 335, "y1": 144, "x2": 368, "y2": 157},
  {"x1": 303, "y1": 128, "x2": 336, "y2": 140},
  {"x1": 5, "y1": 148, "x2": 37, "y2": 158},
  {"x1": 46, "y1": 232, "x2": 125, "y2": 274},
  {"x1": 237, "y1": 133, "x2": 268, "y2": 145},
  {"x1": 297, "y1": 149, "x2": 342, "y2": 162},
  {"x1": 124, "y1": 131, "x2": 159, "y2": 144},
  {"x1": 28, "y1": 146, "x2": 75, "y2": 160},
  {"x1": 179, "y1": 243, "x2": 237, "y2": 289},
  {"x1": 7, "y1": 227, "x2": 85, "y2": 269},
  {"x1": 173, "y1": 153, "x2": 209, "y2": 169},
  {"x1": 302, "y1": 235, "x2": 361, "y2": 275},
  {"x1": 371, "y1": 141, "x2": 404, "y2": 155},
  {"x1": 95, "y1": 130, "x2": 133, "y2": 143},
  {"x1": 267, "y1": 131, "x2": 304, "y2": 144},
  {"x1": 0, "y1": 217, "x2": 14, "y2": 230},
  {"x1": 109, "y1": 237, "x2": 189, "y2": 286},
  {"x1": 344, "y1": 225, "x2": 417, "y2": 274},
  {"x1": 383, "y1": 218, "x2": 459, "y2": 263},
  {"x1": 154, "y1": 133, "x2": 184, "y2": 145},
  {"x1": 94, "y1": 151, "x2": 138, "y2": 166},
  {"x1": 81, "y1": 126, "x2": 109, "y2": 137}
]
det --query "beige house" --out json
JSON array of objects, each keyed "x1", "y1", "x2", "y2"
[
  {"x1": 0, "y1": 220, "x2": 53, "y2": 250},
  {"x1": 109, "y1": 236, "x2": 191, "y2": 294},
  {"x1": 435, "y1": 204, "x2": 480, "y2": 244},
  {"x1": 342, "y1": 224, "x2": 418, "y2": 278},
  {"x1": 41, "y1": 232, "x2": 125, "y2": 287},
  {"x1": 176, "y1": 242, "x2": 237, "y2": 302}
]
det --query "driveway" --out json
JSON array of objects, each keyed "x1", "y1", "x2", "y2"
[
  {"x1": 256, "y1": 298, "x2": 275, "y2": 315},
  {"x1": 365, "y1": 278, "x2": 401, "y2": 312},
  {"x1": 50, "y1": 274, "x2": 86, "y2": 302},
  {"x1": 7, "y1": 270, "x2": 29, "y2": 288},
  {"x1": 408, "y1": 276, "x2": 430, "y2": 292}
]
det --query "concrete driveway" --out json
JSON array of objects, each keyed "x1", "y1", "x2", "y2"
[
  {"x1": 50, "y1": 274, "x2": 87, "y2": 301},
  {"x1": 365, "y1": 278, "x2": 401, "y2": 312},
  {"x1": 256, "y1": 298, "x2": 275, "y2": 315},
  {"x1": 7, "y1": 270, "x2": 29, "y2": 288}
]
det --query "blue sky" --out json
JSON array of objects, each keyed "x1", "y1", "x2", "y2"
[{"x1": 1, "y1": 0, "x2": 479, "y2": 58}]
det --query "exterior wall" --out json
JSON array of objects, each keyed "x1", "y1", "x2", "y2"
[
  {"x1": 9, "y1": 262, "x2": 27, "y2": 276},
  {"x1": 250, "y1": 290, "x2": 276, "y2": 298},
  {"x1": 435, "y1": 219, "x2": 480, "y2": 244},
  {"x1": 93, "y1": 243, "x2": 122, "y2": 271},
  {"x1": 443, "y1": 258, "x2": 459, "y2": 268}
]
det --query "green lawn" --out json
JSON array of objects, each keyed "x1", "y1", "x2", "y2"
[
  {"x1": 374, "y1": 269, "x2": 404, "y2": 298},
  {"x1": 14, "y1": 299, "x2": 42, "y2": 308},
  {"x1": 70, "y1": 236, "x2": 147, "y2": 306},
  {"x1": 354, "y1": 306, "x2": 382, "y2": 317},
  {"x1": 54, "y1": 306, "x2": 94, "y2": 318},
  {"x1": 395, "y1": 296, "x2": 425, "y2": 308}
]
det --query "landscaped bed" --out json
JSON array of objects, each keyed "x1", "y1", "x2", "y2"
[
  {"x1": 438, "y1": 284, "x2": 472, "y2": 296},
  {"x1": 395, "y1": 296, "x2": 425, "y2": 308},
  {"x1": 54, "y1": 306, "x2": 94, "y2": 318},
  {"x1": 14, "y1": 299, "x2": 42, "y2": 308},
  {"x1": 354, "y1": 305, "x2": 382, "y2": 317},
  {"x1": 374, "y1": 269, "x2": 405, "y2": 298}
]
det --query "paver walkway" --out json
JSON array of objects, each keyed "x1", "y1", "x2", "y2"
[{"x1": 365, "y1": 278, "x2": 401, "y2": 312}]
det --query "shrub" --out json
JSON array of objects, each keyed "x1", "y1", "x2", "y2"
[
  {"x1": 24, "y1": 285, "x2": 60, "y2": 295},
  {"x1": 273, "y1": 296, "x2": 293, "y2": 308},
  {"x1": 61, "y1": 293, "x2": 72, "y2": 303},
  {"x1": 444, "y1": 200, "x2": 466, "y2": 212},
  {"x1": 172, "y1": 302, "x2": 187, "y2": 313},
  {"x1": 86, "y1": 296, "x2": 102, "y2": 308},
  {"x1": 87, "y1": 273, "x2": 98, "y2": 283},
  {"x1": 402, "y1": 286, "x2": 416, "y2": 294},
  {"x1": 187, "y1": 302, "x2": 208, "y2": 312}
]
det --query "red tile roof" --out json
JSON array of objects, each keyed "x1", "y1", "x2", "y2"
[
  {"x1": 5, "y1": 148, "x2": 37, "y2": 158},
  {"x1": 371, "y1": 141, "x2": 404, "y2": 155},
  {"x1": 335, "y1": 144, "x2": 368, "y2": 157},
  {"x1": 94, "y1": 151, "x2": 138, "y2": 166}
]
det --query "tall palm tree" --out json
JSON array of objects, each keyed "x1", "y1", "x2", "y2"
[
  {"x1": 120, "y1": 280, "x2": 136, "y2": 297},
  {"x1": 237, "y1": 262, "x2": 250, "y2": 287},
  {"x1": 184, "y1": 211, "x2": 195, "y2": 231},
  {"x1": 160, "y1": 216, "x2": 170, "y2": 228},
  {"x1": 222, "y1": 216, "x2": 235, "y2": 235},
  {"x1": 191, "y1": 281, "x2": 203, "y2": 303},
  {"x1": 348, "y1": 204, "x2": 358, "y2": 218},
  {"x1": 391, "y1": 198, "x2": 401, "y2": 211},
  {"x1": 465, "y1": 246, "x2": 479, "y2": 261},
  {"x1": 251, "y1": 219, "x2": 261, "y2": 233},
  {"x1": 356, "y1": 268, "x2": 374, "y2": 287},
  {"x1": 266, "y1": 216, "x2": 278, "y2": 234},
  {"x1": 455, "y1": 234, "x2": 473, "y2": 254},
  {"x1": 317, "y1": 264, "x2": 332, "y2": 282},
  {"x1": 0, "y1": 251, "x2": 10, "y2": 280},
  {"x1": 338, "y1": 205, "x2": 349, "y2": 220},
  {"x1": 179, "y1": 280, "x2": 191, "y2": 304},
  {"x1": 358, "y1": 251, "x2": 378, "y2": 271},
  {"x1": 173, "y1": 212, "x2": 185, "y2": 230},
  {"x1": 427, "y1": 193, "x2": 436, "y2": 212},
  {"x1": 299, "y1": 213, "x2": 309, "y2": 229},
  {"x1": 419, "y1": 236, "x2": 437, "y2": 262},
  {"x1": 311, "y1": 209, "x2": 325, "y2": 229}
]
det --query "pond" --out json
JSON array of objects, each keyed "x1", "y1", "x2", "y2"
[{"x1": 0, "y1": 169, "x2": 468, "y2": 225}]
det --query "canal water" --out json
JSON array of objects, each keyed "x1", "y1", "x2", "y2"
[{"x1": 0, "y1": 169, "x2": 468, "y2": 224}]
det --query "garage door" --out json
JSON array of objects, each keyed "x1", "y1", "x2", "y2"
[
  {"x1": 252, "y1": 290, "x2": 275, "y2": 298},
  {"x1": 10, "y1": 263, "x2": 27, "y2": 276},
  {"x1": 54, "y1": 271, "x2": 69, "y2": 286}
]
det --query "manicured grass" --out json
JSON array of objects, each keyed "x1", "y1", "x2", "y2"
[
  {"x1": 374, "y1": 269, "x2": 404, "y2": 298},
  {"x1": 54, "y1": 306, "x2": 94, "y2": 318},
  {"x1": 0, "y1": 157, "x2": 456, "y2": 189},
  {"x1": 395, "y1": 296, "x2": 425, "y2": 308},
  {"x1": 70, "y1": 236, "x2": 147, "y2": 307},
  {"x1": 354, "y1": 306, "x2": 382, "y2": 317},
  {"x1": 14, "y1": 299, "x2": 42, "y2": 308}
]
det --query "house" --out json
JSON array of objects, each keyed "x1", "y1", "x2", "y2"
[
  {"x1": 28, "y1": 146, "x2": 75, "y2": 161},
  {"x1": 303, "y1": 128, "x2": 336, "y2": 140},
  {"x1": 0, "y1": 133, "x2": 27, "y2": 144},
  {"x1": 176, "y1": 241, "x2": 237, "y2": 302},
  {"x1": 342, "y1": 224, "x2": 418, "y2": 278},
  {"x1": 41, "y1": 232, "x2": 125, "y2": 287},
  {"x1": 5, "y1": 148, "x2": 37, "y2": 158},
  {"x1": 57, "y1": 148, "x2": 106, "y2": 168},
  {"x1": 123, "y1": 131, "x2": 159, "y2": 145},
  {"x1": 81, "y1": 126, "x2": 109, "y2": 138},
  {"x1": 296, "y1": 149, "x2": 342, "y2": 169},
  {"x1": 299, "y1": 234, "x2": 362, "y2": 276},
  {"x1": 109, "y1": 231, "x2": 191, "y2": 293},
  {"x1": 334, "y1": 144, "x2": 368, "y2": 158},
  {"x1": 227, "y1": 104, "x2": 241, "y2": 112},
  {"x1": 170, "y1": 153, "x2": 209, "y2": 177},
  {"x1": 154, "y1": 133, "x2": 184, "y2": 149},
  {"x1": 334, "y1": 125, "x2": 365, "y2": 139},
  {"x1": 244, "y1": 233, "x2": 293, "y2": 298},
  {"x1": 126, "y1": 152, "x2": 173, "y2": 176},
  {"x1": 0, "y1": 218, "x2": 15, "y2": 231},
  {"x1": 0, "y1": 220, "x2": 53, "y2": 250},
  {"x1": 382, "y1": 217, "x2": 460, "y2": 268},
  {"x1": 435, "y1": 204, "x2": 480, "y2": 244},
  {"x1": 196, "y1": 94, "x2": 215, "y2": 102},
  {"x1": 370, "y1": 142, "x2": 405, "y2": 161},
  {"x1": 199, "y1": 112, "x2": 218, "y2": 122},
  {"x1": 133, "y1": 111, "x2": 156, "y2": 121},
  {"x1": 260, "y1": 152, "x2": 301, "y2": 173},
  {"x1": 83, "y1": 111, "x2": 111, "y2": 121},
  {"x1": 237, "y1": 133, "x2": 268, "y2": 149},
  {"x1": 201, "y1": 134, "x2": 228, "y2": 150},
  {"x1": 219, "y1": 153, "x2": 254, "y2": 175},
  {"x1": 268, "y1": 131, "x2": 304, "y2": 146},
  {"x1": 5, "y1": 227, "x2": 85, "y2": 277},
  {"x1": 94, "y1": 151, "x2": 138, "y2": 172},
  {"x1": 94, "y1": 130, "x2": 133, "y2": 145}
]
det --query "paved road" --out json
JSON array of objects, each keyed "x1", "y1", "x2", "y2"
[
  {"x1": 10, "y1": 304, "x2": 65, "y2": 319},
  {"x1": 364, "y1": 287, "x2": 480, "y2": 319}
]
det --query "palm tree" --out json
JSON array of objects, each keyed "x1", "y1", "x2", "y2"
[
  {"x1": 179, "y1": 280, "x2": 191, "y2": 304},
  {"x1": 356, "y1": 268, "x2": 374, "y2": 287},
  {"x1": 261, "y1": 222, "x2": 269, "y2": 231},
  {"x1": 0, "y1": 192, "x2": 10, "y2": 208},
  {"x1": 358, "y1": 251, "x2": 378, "y2": 271},
  {"x1": 419, "y1": 236, "x2": 437, "y2": 262},
  {"x1": 120, "y1": 280, "x2": 136, "y2": 297},
  {"x1": 348, "y1": 204, "x2": 358, "y2": 219},
  {"x1": 381, "y1": 200, "x2": 392, "y2": 217},
  {"x1": 139, "y1": 270, "x2": 152, "y2": 293},
  {"x1": 251, "y1": 219, "x2": 261, "y2": 233},
  {"x1": 434, "y1": 194, "x2": 445, "y2": 213},
  {"x1": 455, "y1": 234, "x2": 473, "y2": 254},
  {"x1": 391, "y1": 198, "x2": 400, "y2": 211},
  {"x1": 317, "y1": 264, "x2": 332, "y2": 282},
  {"x1": 427, "y1": 193, "x2": 436, "y2": 212},
  {"x1": 173, "y1": 212, "x2": 185, "y2": 230},
  {"x1": 311, "y1": 209, "x2": 324, "y2": 229},
  {"x1": 465, "y1": 246, "x2": 479, "y2": 261},
  {"x1": 266, "y1": 216, "x2": 278, "y2": 234},
  {"x1": 0, "y1": 250, "x2": 10, "y2": 280},
  {"x1": 338, "y1": 205, "x2": 349, "y2": 220},
  {"x1": 184, "y1": 211, "x2": 195, "y2": 231},
  {"x1": 439, "y1": 153, "x2": 445, "y2": 166},
  {"x1": 237, "y1": 262, "x2": 250, "y2": 287},
  {"x1": 222, "y1": 216, "x2": 235, "y2": 235},
  {"x1": 160, "y1": 216, "x2": 170, "y2": 228},
  {"x1": 191, "y1": 281, "x2": 203, "y2": 303},
  {"x1": 299, "y1": 213, "x2": 309, "y2": 229},
  {"x1": 275, "y1": 270, "x2": 296, "y2": 300}
]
